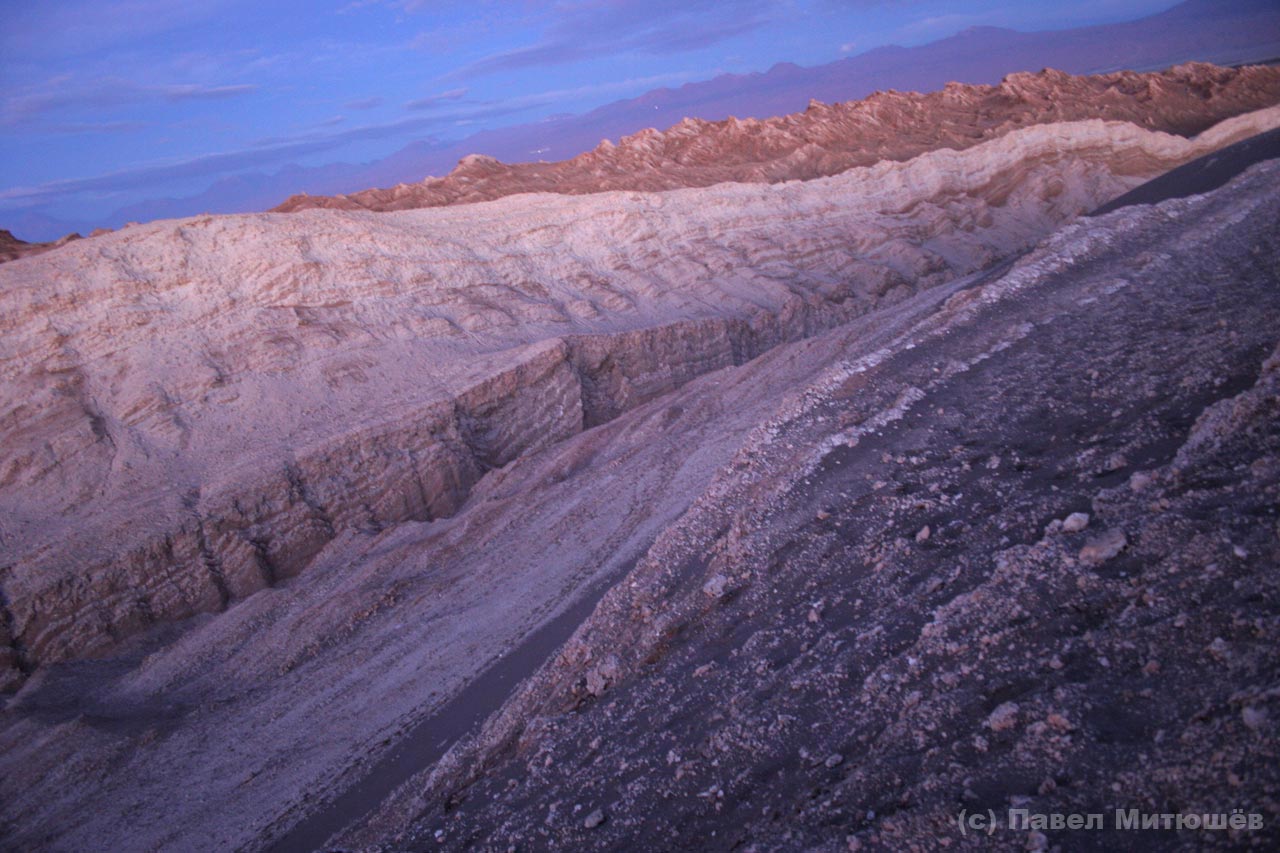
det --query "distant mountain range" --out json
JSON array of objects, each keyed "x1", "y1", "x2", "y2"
[{"x1": 9, "y1": 0, "x2": 1280, "y2": 242}]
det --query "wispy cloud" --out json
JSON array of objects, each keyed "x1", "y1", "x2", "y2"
[
  {"x1": 42, "y1": 120, "x2": 150, "y2": 135},
  {"x1": 344, "y1": 96, "x2": 385, "y2": 110},
  {"x1": 2, "y1": 79, "x2": 258, "y2": 126},
  {"x1": 0, "y1": 72, "x2": 690, "y2": 207},
  {"x1": 449, "y1": 0, "x2": 778, "y2": 77},
  {"x1": 405, "y1": 87, "x2": 469, "y2": 111},
  {"x1": 0, "y1": 0, "x2": 243, "y2": 61}
]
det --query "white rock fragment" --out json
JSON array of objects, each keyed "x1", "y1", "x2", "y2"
[
  {"x1": 702, "y1": 574, "x2": 730, "y2": 599},
  {"x1": 1062, "y1": 512, "x2": 1090, "y2": 533},
  {"x1": 1079, "y1": 528, "x2": 1127, "y2": 565}
]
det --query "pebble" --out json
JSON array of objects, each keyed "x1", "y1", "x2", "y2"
[
  {"x1": 825, "y1": 753, "x2": 844, "y2": 768},
  {"x1": 1242, "y1": 706, "x2": 1267, "y2": 730},
  {"x1": 1129, "y1": 471, "x2": 1154, "y2": 491},
  {"x1": 987, "y1": 702, "x2": 1020, "y2": 732},
  {"x1": 583, "y1": 809, "x2": 606, "y2": 829},
  {"x1": 1062, "y1": 512, "x2": 1090, "y2": 533},
  {"x1": 1079, "y1": 528, "x2": 1127, "y2": 565},
  {"x1": 915, "y1": 525, "x2": 931, "y2": 543},
  {"x1": 703, "y1": 574, "x2": 730, "y2": 598}
]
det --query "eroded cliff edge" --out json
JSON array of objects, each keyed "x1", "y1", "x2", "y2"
[
  {"x1": 3, "y1": 107, "x2": 1280, "y2": 693},
  {"x1": 274, "y1": 63, "x2": 1280, "y2": 214},
  {"x1": 2, "y1": 109, "x2": 1277, "y2": 691}
]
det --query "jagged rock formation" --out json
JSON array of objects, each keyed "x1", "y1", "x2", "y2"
[
  {"x1": 3, "y1": 108, "x2": 1277, "y2": 698},
  {"x1": 274, "y1": 63, "x2": 1280, "y2": 215},
  {"x1": 0, "y1": 229, "x2": 81, "y2": 264}
]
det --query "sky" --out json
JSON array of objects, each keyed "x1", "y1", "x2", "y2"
[{"x1": 0, "y1": 0, "x2": 1183, "y2": 226}]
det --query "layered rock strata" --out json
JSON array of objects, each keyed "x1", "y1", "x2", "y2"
[{"x1": 2, "y1": 108, "x2": 1279, "y2": 693}]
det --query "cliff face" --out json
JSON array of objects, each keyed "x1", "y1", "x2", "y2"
[
  {"x1": 273, "y1": 63, "x2": 1280, "y2": 215},
  {"x1": 1, "y1": 131, "x2": 1276, "y2": 853},
  {"x1": 3, "y1": 109, "x2": 1276, "y2": 693}
]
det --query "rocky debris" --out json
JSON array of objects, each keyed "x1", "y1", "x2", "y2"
[
  {"x1": 7, "y1": 112, "x2": 1272, "y2": 687},
  {"x1": 275, "y1": 64, "x2": 1280, "y2": 216},
  {"x1": 353, "y1": 160, "x2": 1280, "y2": 852}
]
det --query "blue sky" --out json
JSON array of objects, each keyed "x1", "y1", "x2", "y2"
[{"x1": 0, "y1": 0, "x2": 1181, "y2": 223}]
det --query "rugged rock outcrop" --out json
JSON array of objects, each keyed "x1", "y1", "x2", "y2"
[
  {"x1": 274, "y1": 63, "x2": 1280, "y2": 215},
  {"x1": 0, "y1": 229, "x2": 83, "y2": 264},
  {"x1": 4, "y1": 109, "x2": 1277, "y2": 696}
]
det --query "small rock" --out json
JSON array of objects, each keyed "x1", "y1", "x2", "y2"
[
  {"x1": 583, "y1": 809, "x2": 606, "y2": 829},
  {"x1": 1062, "y1": 512, "x2": 1090, "y2": 533},
  {"x1": 1104, "y1": 452, "x2": 1128, "y2": 472},
  {"x1": 987, "y1": 702, "x2": 1020, "y2": 732},
  {"x1": 585, "y1": 655, "x2": 621, "y2": 696},
  {"x1": 816, "y1": 509, "x2": 831, "y2": 520},
  {"x1": 1025, "y1": 830, "x2": 1049, "y2": 851},
  {"x1": 915, "y1": 525, "x2": 931, "y2": 543},
  {"x1": 1233, "y1": 544, "x2": 1249, "y2": 559},
  {"x1": 1047, "y1": 712, "x2": 1073, "y2": 732},
  {"x1": 1242, "y1": 706, "x2": 1267, "y2": 730},
  {"x1": 1129, "y1": 471, "x2": 1154, "y2": 491},
  {"x1": 825, "y1": 753, "x2": 844, "y2": 768},
  {"x1": 703, "y1": 574, "x2": 730, "y2": 599},
  {"x1": 1079, "y1": 528, "x2": 1127, "y2": 565}
]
